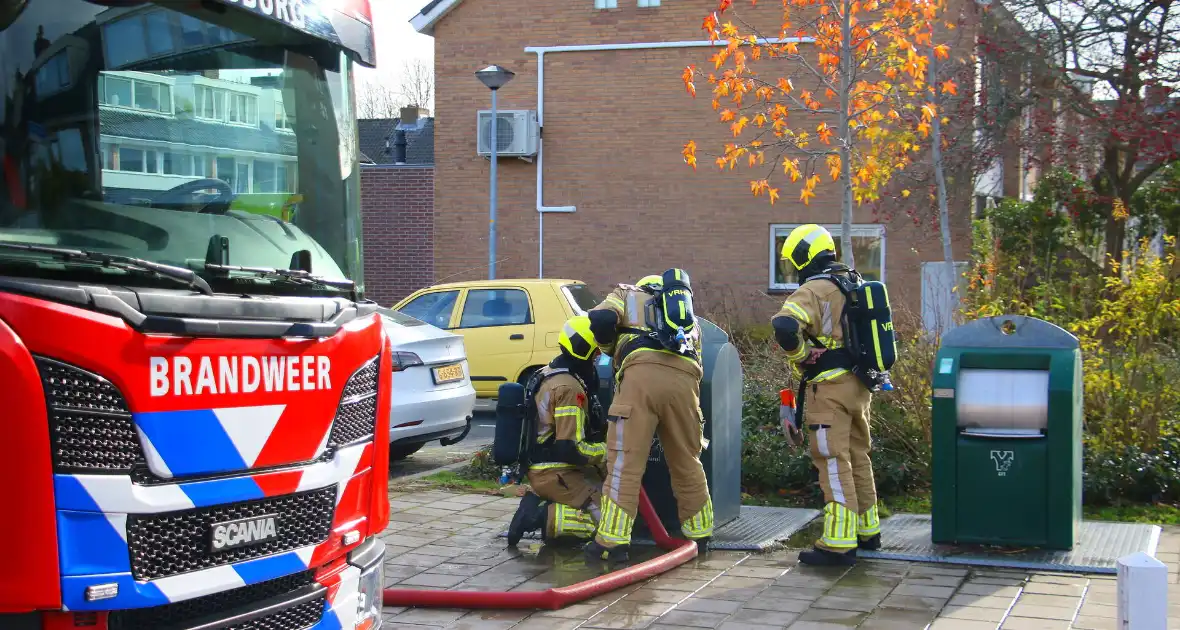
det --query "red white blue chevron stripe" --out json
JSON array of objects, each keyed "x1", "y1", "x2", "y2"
[{"x1": 54, "y1": 440, "x2": 375, "y2": 611}]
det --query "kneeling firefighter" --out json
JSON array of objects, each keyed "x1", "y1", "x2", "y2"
[
  {"x1": 772, "y1": 224, "x2": 897, "y2": 567},
  {"x1": 505, "y1": 315, "x2": 608, "y2": 546},
  {"x1": 583, "y1": 269, "x2": 713, "y2": 563}
]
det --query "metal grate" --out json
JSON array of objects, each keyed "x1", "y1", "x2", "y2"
[
  {"x1": 108, "y1": 571, "x2": 318, "y2": 630},
  {"x1": 227, "y1": 595, "x2": 324, "y2": 630},
  {"x1": 125, "y1": 487, "x2": 335, "y2": 581},
  {"x1": 35, "y1": 356, "x2": 146, "y2": 473},
  {"x1": 326, "y1": 356, "x2": 379, "y2": 449}
]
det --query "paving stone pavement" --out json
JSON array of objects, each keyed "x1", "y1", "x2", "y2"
[{"x1": 378, "y1": 490, "x2": 1180, "y2": 629}]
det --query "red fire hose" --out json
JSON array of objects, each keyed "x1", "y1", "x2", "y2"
[{"x1": 382, "y1": 488, "x2": 698, "y2": 610}]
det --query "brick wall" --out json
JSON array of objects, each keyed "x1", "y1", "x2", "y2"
[
  {"x1": 360, "y1": 165, "x2": 434, "y2": 306},
  {"x1": 430, "y1": 0, "x2": 982, "y2": 324}
]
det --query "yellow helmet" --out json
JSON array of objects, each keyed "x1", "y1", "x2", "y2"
[
  {"x1": 636, "y1": 275, "x2": 663, "y2": 289},
  {"x1": 558, "y1": 315, "x2": 598, "y2": 360},
  {"x1": 781, "y1": 224, "x2": 837, "y2": 271}
]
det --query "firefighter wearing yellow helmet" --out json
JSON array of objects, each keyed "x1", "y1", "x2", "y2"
[
  {"x1": 772, "y1": 224, "x2": 881, "y2": 566},
  {"x1": 507, "y1": 316, "x2": 608, "y2": 546},
  {"x1": 583, "y1": 269, "x2": 712, "y2": 564}
]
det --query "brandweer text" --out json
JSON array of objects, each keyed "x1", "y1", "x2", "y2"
[{"x1": 150, "y1": 356, "x2": 331, "y2": 397}]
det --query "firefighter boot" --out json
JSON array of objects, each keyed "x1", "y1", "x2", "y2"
[
  {"x1": 799, "y1": 546, "x2": 858, "y2": 567},
  {"x1": 584, "y1": 540, "x2": 630, "y2": 565},
  {"x1": 858, "y1": 534, "x2": 882, "y2": 551},
  {"x1": 507, "y1": 492, "x2": 547, "y2": 546},
  {"x1": 694, "y1": 537, "x2": 711, "y2": 554}
]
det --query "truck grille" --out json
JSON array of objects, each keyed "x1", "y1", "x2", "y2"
[
  {"x1": 325, "y1": 356, "x2": 379, "y2": 449},
  {"x1": 35, "y1": 357, "x2": 145, "y2": 473},
  {"x1": 35, "y1": 355, "x2": 380, "y2": 479},
  {"x1": 108, "y1": 570, "x2": 321, "y2": 630},
  {"x1": 125, "y1": 487, "x2": 335, "y2": 581}
]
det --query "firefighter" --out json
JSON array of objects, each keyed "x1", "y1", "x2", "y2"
[
  {"x1": 506, "y1": 316, "x2": 608, "y2": 546},
  {"x1": 584, "y1": 270, "x2": 712, "y2": 563},
  {"x1": 772, "y1": 224, "x2": 880, "y2": 566}
]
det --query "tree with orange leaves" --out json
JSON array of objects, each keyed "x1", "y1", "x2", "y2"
[{"x1": 681, "y1": 0, "x2": 955, "y2": 267}]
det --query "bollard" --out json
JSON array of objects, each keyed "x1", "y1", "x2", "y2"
[{"x1": 1117, "y1": 551, "x2": 1167, "y2": 629}]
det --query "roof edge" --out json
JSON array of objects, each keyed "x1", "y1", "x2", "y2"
[{"x1": 410, "y1": 0, "x2": 460, "y2": 36}]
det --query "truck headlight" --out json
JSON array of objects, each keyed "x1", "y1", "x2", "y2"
[
  {"x1": 355, "y1": 550, "x2": 384, "y2": 629},
  {"x1": 349, "y1": 538, "x2": 386, "y2": 630}
]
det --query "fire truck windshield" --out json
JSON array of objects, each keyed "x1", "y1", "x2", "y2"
[{"x1": 0, "y1": 1, "x2": 365, "y2": 296}]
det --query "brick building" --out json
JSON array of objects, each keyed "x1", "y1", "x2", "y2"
[
  {"x1": 410, "y1": 0, "x2": 1023, "y2": 324},
  {"x1": 358, "y1": 108, "x2": 436, "y2": 306}
]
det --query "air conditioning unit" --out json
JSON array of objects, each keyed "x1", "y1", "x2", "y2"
[{"x1": 476, "y1": 109, "x2": 538, "y2": 158}]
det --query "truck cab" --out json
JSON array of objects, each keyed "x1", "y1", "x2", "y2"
[{"x1": 0, "y1": 1, "x2": 390, "y2": 628}]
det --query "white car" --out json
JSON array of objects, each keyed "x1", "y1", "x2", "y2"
[{"x1": 377, "y1": 307, "x2": 476, "y2": 461}]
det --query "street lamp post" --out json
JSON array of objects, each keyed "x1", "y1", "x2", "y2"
[{"x1": 476, "y1": 64, "x2": 515, "y2": 280}]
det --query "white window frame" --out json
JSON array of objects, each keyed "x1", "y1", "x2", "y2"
[
  {"x1": 637, "y1": 0, "x2": 660, "y2": 6},
  {"x1": 595, "y1": 0, "x2": 618, "y2": 8},
  {"x1": 768, "y1": 223, "x2": 887, "y2": 291}
]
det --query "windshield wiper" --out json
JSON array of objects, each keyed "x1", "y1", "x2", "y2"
[
  {"x1": 0, "y1": 242, "x2": 214, "y2": 296},
  {"x1": 204, "y1": 263, "x2": 356, "y2": 293}
]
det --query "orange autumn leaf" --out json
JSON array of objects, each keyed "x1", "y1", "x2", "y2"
[
  {"x1": 800, "y1": 187, "x2": 816, "y2": 204},
  {"x1": 940, "y1": 80, "x2": 958, "y2": 95}
]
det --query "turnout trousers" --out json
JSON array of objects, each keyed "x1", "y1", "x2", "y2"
[
  {"x1": 804, "y1": 373, "x2": 881, "y2": 552},
  {"x1": 594, "y1": 361, "x2": 713, "y2": 548},
  {"x1": 528, "y1": 466, "x2": 601, "y2": 542}
]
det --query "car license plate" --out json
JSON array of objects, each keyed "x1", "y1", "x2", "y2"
[{"x1": 432, "y1": 363, "x2": 464, "y2": 384}]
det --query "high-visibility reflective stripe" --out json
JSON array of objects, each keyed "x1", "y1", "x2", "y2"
[
  {"x1": 606, "y1": 295, "x2": 625, "y2": 308},
  {"x1": 821, "y1": 502, "x2": 858, "y2": 549},
  {"x1": 553, "y1": 504, "x2": 597, "y2": 538},
  {"x1": 529, "y1": 462, "x2": 575, "y2": 471},
  {"x1": 858, "y1": 503, "x2": 881, "y2": 537},
  {"x1": 785, "y1": 343, "x2": 808, "y2": 363},
  {"x1": 563, "y1": 404, "x2": 605, "y2": 459},
  {"x1": 814, "y1": 427, "x2": 846, "y2": 505},
  {"x1": 782, "y1": 302, "x2": 811, "y2": 324},
  {"x1": 682, "y1": 496, "x2": 714, "y2": 539},
  {"x1": 597, "y1": 496, "x2": 634, "y2": 545},
  {"x1": 618, "y1": 347, "x2": 699, "y2": 380},
  {"x1": 810, "y1": 367, "x2": 849, "y2": 383},
  {"x1": 535, "y1": 429, "x2": 554, "y2": 444}
]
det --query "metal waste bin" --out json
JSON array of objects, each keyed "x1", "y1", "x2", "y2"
[
  {"x1": 931, "y1": 315, "x2": 1083, "y2": 550},
  {"x1": 596, "y1": 318, "x2": 743, "y2": 538}
]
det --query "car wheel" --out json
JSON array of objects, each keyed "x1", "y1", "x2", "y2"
[
  {"x1": 517, "y1": 366, "x2": 543, "y2": 386},
  {"x1": 389, "y1": 442, "x2": 426, "y2": 461}
]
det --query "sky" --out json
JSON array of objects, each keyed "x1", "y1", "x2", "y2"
[{"x1": 354, "y1": 0, "x2": 436, "y2": 110}]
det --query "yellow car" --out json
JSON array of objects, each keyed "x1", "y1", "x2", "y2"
[{"x1": 393, "y1": 279, "x2": 601, "y2": 400}]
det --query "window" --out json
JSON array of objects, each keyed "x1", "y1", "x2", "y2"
[
  {"x1": 460, "y1": 289, "x2": 531, "y2": 328},
  {"x1": 594, "y1": 0, "x2": 618, "y2": 7},
  {"x1": 235, "y1": 163, "x2": 251, "y2": 193},
  {"x1": 102, "y1": 75, "x2": 133, "y2": 108},
  {"x1": 196, "y1": 85, "x2": 257, "y2": 125},
  {"x1": 103, "y1": 10, "x2": 177, "y2": 67},
  {"x1": 36, "y1": 52, "x2": 71, "y2": 97},
  {"x1": 638, "y1": 0, "x2": 660, "y2": 6},
  {"x1": 119, "y1": 148, "x2": 144, "y2": 172},
  {"x1": 163, "y1": 152, "x2": 195, "y2": 176},
  {"x1": 99, "y1": 73, "x2": 171, "y2": 113},
  {"x1": 769, "y1": 224, "x2": 885, "y2": 290},
  {"x1": 398, "y1": 290, "x2": 460, "y2": 329},
  {"x1": 275, "y1": 96, "x2": 295, "y2": 131},
  {"x1": 562, "y1": 284, "x2": 601, "y2": 313},
  {"x1": 215, "y1": 157, "x2": 236, "y2": 189}
]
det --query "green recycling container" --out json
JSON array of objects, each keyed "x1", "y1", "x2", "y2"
[{"x1": 931, "y1": 315, "x2": 1083, "y2": 550}]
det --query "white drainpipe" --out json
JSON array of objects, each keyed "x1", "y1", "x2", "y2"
[{"x1": 524, "y1": 37, "x2": 811, "y2": 278}]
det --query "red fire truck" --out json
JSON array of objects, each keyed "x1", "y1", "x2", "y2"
[{"x1": 0, "y1": 1, "x2": 392, "y2": 628}]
